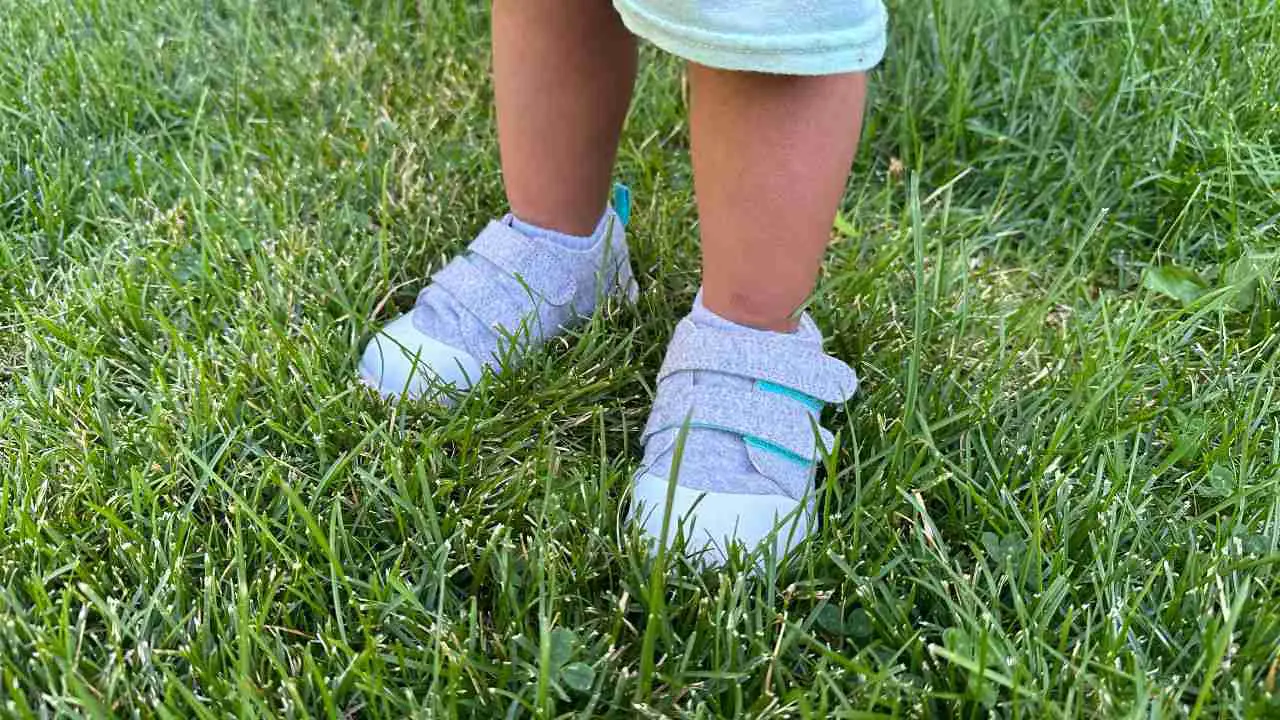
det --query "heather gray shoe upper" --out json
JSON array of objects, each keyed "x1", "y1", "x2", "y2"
[
  {"x1": 359, "y1": 205, "x2": 635, "y2": 400},
  {"x1": 414, "y1": 209, "x2": 636, "y2": 361},
  {"x1": 630, "y1": 292, "x2": 858, "y2": 563},
  {"x1": 639, "y1": 292, "x2": 857, "y2": 499}
]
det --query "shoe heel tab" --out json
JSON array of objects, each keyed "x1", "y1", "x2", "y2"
[{"x1": 612, "y1": 182, "x2": 632, "y2": 227}]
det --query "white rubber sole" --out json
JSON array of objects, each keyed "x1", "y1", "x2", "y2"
[
  {"x1": 358, "y1": 313, "x2": 485, "y2": 404},
  {"x1": 630, "y1": 471, "x2": 812, "y2": 566}
]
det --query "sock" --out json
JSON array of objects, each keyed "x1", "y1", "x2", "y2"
[
  {"x1": 511, "y1": 209, "x2": 609, "y2": 252},
  {"x1": 688, "y1": 295, "x2": 803, "y2": 337}
]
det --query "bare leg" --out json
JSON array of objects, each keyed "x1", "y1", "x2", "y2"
[
  {"x1": 492, "y1": 0, "x2": 637, "y2": 236},
  {"x1": 689, "y1": 64, "x2": 868, "y2": 332}
]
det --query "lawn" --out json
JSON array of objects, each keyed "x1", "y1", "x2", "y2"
[{"x1": 2, "y1": 0, "x2": 1279, "y2": 716}]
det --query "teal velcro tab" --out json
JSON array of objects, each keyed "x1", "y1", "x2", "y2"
[
  {"x1": 612, "y1": 182, "x2": 631, "y2": 227},
  {"x1": 756, "y1": 380, "x2": 824, "y2": 412},
  {"x1": 743, "y1": 434, "x2": 813, "y2": 466}
]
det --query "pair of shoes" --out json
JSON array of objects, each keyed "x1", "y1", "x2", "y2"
[{"x1": 359, "y1": 186, "x2": 857, "y2": 566}]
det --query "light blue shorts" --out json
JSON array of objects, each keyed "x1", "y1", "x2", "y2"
[{"x1": 613, "y1": 0, "x2": 888, "y2": 75}]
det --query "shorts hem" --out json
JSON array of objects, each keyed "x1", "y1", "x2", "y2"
[{"x1": 614, "y1": 0, "x2": 887, "y2": 75}]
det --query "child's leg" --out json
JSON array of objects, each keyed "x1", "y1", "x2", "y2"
[
  {"x1": 360, "y1": 2, "x2": 640, "y2": 401},
  {"x1": 631, "y1": 69, "x2": 868, "y2": 562},
  {"x1": 492, "y1": 0, "x2": 637, "y2": 235},
  {"x1": 619, "y1": 0, "x2": 887, "y2": 563},
  {"x1": 690, "y1": 65, "x2": 867, "y2": 332}
]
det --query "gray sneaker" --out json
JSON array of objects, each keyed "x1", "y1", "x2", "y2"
[{"x1": 360, "y1": 188, "x2": 637, "y2": 402}]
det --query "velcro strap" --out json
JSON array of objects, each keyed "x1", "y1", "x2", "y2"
[
  {"x1": 468, "y1": 221, "x2": 576, "y2": 306},
  {"x1": 431, "y1": 259, "x2": 534, "y2": 335},
  {"x1": 642, "y1": 383, "x2": 834, "y2": 463},
  {"x1": 658, "y1": 320, "x2": 858, "y2": 404}
]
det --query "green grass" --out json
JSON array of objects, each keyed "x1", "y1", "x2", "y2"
[{"x1": 2, "y1": 0, "x2": 1279, "y2": 716}]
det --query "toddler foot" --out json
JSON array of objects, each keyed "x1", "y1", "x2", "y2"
[
  {"x1": 631, "y1": 291, "x2": 857, "y2": 565},
  {"x1": 360, "y1": 187, "x2": 636, "y2": 402}
]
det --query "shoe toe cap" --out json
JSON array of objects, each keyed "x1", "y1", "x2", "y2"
[
  {"x1": 359, "y1": 313, "x2": 484, "y2": 402},
  {"x1": 630, "y1": 471, "x2": 812, "y2": 566}
]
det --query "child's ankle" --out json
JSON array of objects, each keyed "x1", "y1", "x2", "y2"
[{"x1": 699, "y1": 287, "x2": 803, "y2": 333}]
